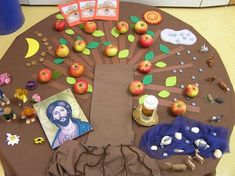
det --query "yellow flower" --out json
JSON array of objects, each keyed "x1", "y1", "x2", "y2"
[
  {"x1": 14, "y1": 88, "x2": 28, "y2": 103},
  {"x1": 34, "y1": 137, "x2": 45, "y2": 144}
]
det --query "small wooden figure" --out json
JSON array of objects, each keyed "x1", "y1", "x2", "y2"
[
  {"x1": 21, "y1": 106, "x2": 36, "y2": 124},
  {"x1": 184, "y1": 156, "x2": 196, "y2": 171},
  {"x1": 2, "y1": 107, "x2": 17, "y2": 122},
  {"x1": 193, "y1": 150, "x2": 204, "y2": 164},
  {"x1": 0, "y1": 90, "x2": 10, "y2": 106},
  {"x1": 218, "y1": 80, "x2": 230, "y2": 92},
  {"x1": 207, "y1": 56, "x2": 215, "y2": 68}
]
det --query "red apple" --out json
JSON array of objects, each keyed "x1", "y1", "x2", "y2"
[
  {"x1": 38, "y1": 68, "x2": 52, "y2": 83},
  {"x1": 74, "y1": 39, "x2": 86, "y2": 52},
  {"x1": 135, "y1": 21, "x2": 148, "y2": 34},
  {"x1": 53, "y1": 20, "x2": 66, "y2": 32},
  {"x1": 184, "y1": 84, "x2": 199, "y2": 98},
  {"x1": 139, "y1": 34, "x2": 153, "y2": 48},
  {"x1": 129, "y1": 80, "x2": 144, "y2": 96},
  {"x1": 69, "y1": 63, "x2": 84, "y2": 78},
  {"x1": 138, "y1": 61, "x2": 152, "y2": 74},
  {"x1": 56, "y1": 44, "x2": 69, "y2": 58},
  {"x1": 74, "y1": 80, "x2": 88, "y2": 94},
  {"x1": 84, "y1": 21, "x2": 97, "y2": 34},
  {"x1": 104, "y1": 44, "x2": 118, "y2": 57},
  {"x1": 170, "y1": 100, "x2": 187, "y2": 116},
  {"x1": 116, "y1": 21, "x2": 129, "y2": 34}
]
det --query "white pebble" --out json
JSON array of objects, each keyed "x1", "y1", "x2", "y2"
[
  {"x1": 198, "y1": 68, "x2": 203, "y2": 72},
  {"x1": 191, "y1": 127, "x2": 200, "y2": 134},
  {"x1": 186, "y1": 97, "x2": 190, "y2": 100},
  {"x1": 179, "y1": 69, "x2": 183, "y2": 73},
  {"x1": 180, "y1": 61, "x2": 184, "y2": 65},
  {"x1": 213, "y1": 132, "x2": 217, "y2": 136},
  {"x1": 172, "y1": 70, "x2": 177, "y2": 73},
  {"x1": 180, "y1": 84, "x2": 185, "y2": 89},
  {"x1": 214, "y1": 149, "x2": 223, "y2": 158},
  {"x1": 151, "y1": 145, "x2": 158, "y2": 151},
  {"x1": 175, "y1": 132, "x2": 182, "y2": 140},
  {"x1": 192, "y1": 56, "x2": 197, "y2": 61},
  {"x1": 187, "y1": 50, "x2": 191, "y2": 54},
  {"x1": 192, "y1": 76, "x2": 196, "y2": 80},
  {"x1": 195, "y1": 83, "x2": 199, "y2": 87},
  {"x1": 173, "y1": 98, "x2": 177, "y2": 102},
  {"x1": 174, "y1": 149, "x2": 184, "y2": 153},
  {"x1": 186, "y1": 140, "x2": 190, "y2": 144},
  {"x1": 192, "y1": 102, "x2": 196, "y2": 106},
  {"x1": 163, "y1": 153, "x2": 168, "y2": 157},
  {"x1": 176, "y1": 52, "x2": 181, "y2": 56}
]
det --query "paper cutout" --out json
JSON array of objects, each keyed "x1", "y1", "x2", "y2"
[
  {"x1": 146, "y1": 30, "x2": 155, "y2": 37},
  {"x1": 34, "y1": 137, "x2": 45, "y2": 144},
  {"x1": 158, "y1": 90, "x2": 170, "y2": 98},
  {"x1": 118, "y1": 49, "x2": 129, "y2": 59},
  {"x1": 103, "y1": 41, "x2": 112, "y2": 46},
  {"x1": 130, "y1": 16, "x2": 140, "y2": 23},
  {"x1": 143, "y1": 11, "x2": 162, "y2": 25},
  {"x1": 111, "y1": 27, "x2": 120, "y2": 38},
  {"x1": 79, "y1": 24, "x2": 84, "y2": 29},
  {"x1": 165, "y1": 76, "x2": 177, "y2": 87},
  {"x1": 66, "y1": 77, "x2": 76, "y2": 85},
  {"x1": 143, "y1": 74, "x2": 153, "y2": 85},
  {"x1": 52, "y1": 71, "x2": 63, "y2": 79},
  {"x1": 65, "y1": 29, "x2": 75, "y2": 35},
  {"x1": 139, "y1": 94, "x2": 148, "y2": 105},
  {"x1": 77, "y1": 35, "x2": 83, "y2": 40},
  {"x1": 87, "y1": 42, "x2": 100, "y2": 49},
  {"x1": 161, "y1": 29, "x2": 197, "y2": 45},
  {"x1": 87, "y1": 84, "x2": 93, "y2": 93},
  {"x1": 25, "y1": 38, "x2": 40, "y2": 58},
  {"x1": 155, "y1": 61, "x2": 167, "y2": 68},
  {"x1": 79, "y1": 0, "x2": 95, "y2": 21},
  {"x1": 128, "y1": 34, "x2": 135, "y2": 42},
  {"x1": 53, "y1": 58, "x2": 64, "y2": 65},
  {"x1": 82, "y1": 48, "x2": 91, "y2": 55},
  {"x1": 144, "y1": 51, "x2": 154, "y2": 61},
  {"x1": 92, "y1": 30, "x2": 105, "y2": 37},
  {"x1": 59, "y1": 38, "x2": 68, "y2": 45},
  {"x1": 56, "y1": 14, "x2": 64, "y2": 20},
  {"x1": 160, "y1": 44, "x2": 170, "y2": 54},
  {"x1": 6, "y1": 133, "x2": 20, "y2": 146}
]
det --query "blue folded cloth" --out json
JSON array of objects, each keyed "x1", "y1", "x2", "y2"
[{"x1": 139, "y1": 116, "x2": 230, "y2": 159}]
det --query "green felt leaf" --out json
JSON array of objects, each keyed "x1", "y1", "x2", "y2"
[
  {"x1": 165, "y1": 76, "x2": 177, "y2": 87},
  {"x1": 66, "y1": 77, "x2": 76, "y2": 85},
  {"x1": 146, "y1": 30, "x2": 155, "y2": 37},
  {"x1": 76, "y1": 35, "x2": 83, "y2": 40},
  {"x1": 155, "y1": 61, "x2": 167, "y2": 68},
  {"x1": 87, "y1": 42, "x2": 100, "y2": 49},
  {"x1": 92, "y1": 30, "x2": 105, "y2": 37},
  {"x1": 82, "y1": 48, "x2": 91, "y2": 55},
  {"x1": 59, "y1": 38, "x2": 67, "y2": 45},
  {"x1": 79, "y1": 24, "x2": 84, "y2": 29},
  {"x1": 111, "y1": 27, "x2": 120, "y2": 38},
  {"x1": 65, "y1": 29, "x2": 75, "y2": 35},
  {"x1": 118, "y1": 49, "x2": 129, "y2": 59},
  {"x1": 128, "y1": 34, "x2": 135, "y2": 43},
  {"x1": 160, "y1": 44, "x2": 170, "y2": 54},
  {"x1": 158, "y1": 90, "x2": 170, "y2": 98},
  {"x1": 103, "y1": 41, "x2": 112, "y2": 46},
  {"x1": 56, "y1": 14, "x2": 64, "y2": 20},
  {"x1": 144, "y1": 51, "x2": 154, "y2": 61},
  {"x1": 139, "y1": 94, "x2": 148, "y2": 105},
  {"x1": 52, "y1": 71, "x2": 63, "y2": 79},
  {"x1": 87, "y1": 84, "x2": 93, "y2": 93},
  {"x1": 143, "y1": 74, "x2": 153, "y2": 85},
  {"x1": 130, "y1": 16, "x2": 140, "y2": 23},
  {"x1": 53, "y1": 58, "x2": 64, "y2": 64}
]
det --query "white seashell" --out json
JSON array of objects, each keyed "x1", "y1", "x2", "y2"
[
  {"x1": 160, "y1": 136, "x2": 172, "y2": 146},
  {"x1": 191, "y1": 127, "x2": 200, "y2": 134},
  {"x1": 194, "y1": 139, "x2": 208, "y2": 149},
  {"x1": 151, "y1": 145, "x2": 158, "y2": 151},
  {"x1": 214, "y1": 149, "x2": 223, "y2": 158},
  {"x1": 174, "y1": 149, "x2": 184, "y2": 153},
  {"x1": 175, "y1": 132, "x2": 182, "y2": 140}
]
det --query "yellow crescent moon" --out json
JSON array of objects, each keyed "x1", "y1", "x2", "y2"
[{"x1": 25, "y1": 38, "x2": 40, "y2": 58}]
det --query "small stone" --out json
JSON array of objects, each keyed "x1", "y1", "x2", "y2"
[
  {"x1": 192, "y1": 102, "x2": 196, "y2": 106},
  {"x1": 42, "y1": 37, "x2": 48, "y2": 42},
  {"x1": 186, "y1": 97, "x2": 190, "y2": 100},
  {"x1": 191, "y1": 127, "x2": 200, "y2": 134},
  {"x1": 173, "y1": 98, "x2": 177, "y2": 102},
  {"x1": 213, "y1": 132, "x2": 217, "y2": 136},
  {"x1": 185, "y1": 126, "x2": 190, "y2": 131},
  {"x1": 192, "y1": 76, "x2": 196, "y2": 80},
  {"x1": 38, "y1": 57, "x2": 45, "y2": 63},
  {"x1": 192, "y1": 56, "x2": 197, "y2": 61},
  {"x1": 41, "y1": 52, "x2": 46, "y2": 57},
  {"x1": 151, "y1": 145, "x2": 158, "y2": 151},
  {"x1": 214, "y1": 149, "x2": 223, "y2": 159},
  {"x1": 195, "y1": 83, "x2": 199, "y2": 87},
  {"x1": 206, "y1": 94, "x2": 215, "y2": 103},
  {"x1": 180, "y1": 84, "x2": 184, "y2": 89},
  {"x1": 37, "y1": 32, "x2": 43, "y2": 37},
  {"x1": 198, "y1": 68, "x2": 203, "y2": 72},
  {"x1": 44, "y1": 42, "x2": 49, "y2": 46},
  {"x1": 160, "y1": 136, "x2": 172, "y2": 146},
  {"x1": 163, "y1": 153, "x2": 168, "y2": 157},
  {"x1": 179, "y1": 69, "x2": 183, "y2": 73},
  {"x1": 174, "y1": 149, "x2": 184, "y2": 153},
  {"x1": 186, "y1": 140, "x2": 190, "y2": 144},
  {"x1": 215, "y1": 98, "x2": 224, "y2": 104},
  {"x1": 175, "y1": 132, "x2": 182, "y2": 140},
  {"x1": 172, "y1": 70, "x2": 177, "y2": 73},
  {"x1": 180, "y1": 61, "x2": 184, "y2": 65},
  {"x1": 176, "y1": 52, "x2": 181, "y2": 56},
  {"x1": 187, "y1": 50, "x2": 191, "y2": 54}
]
